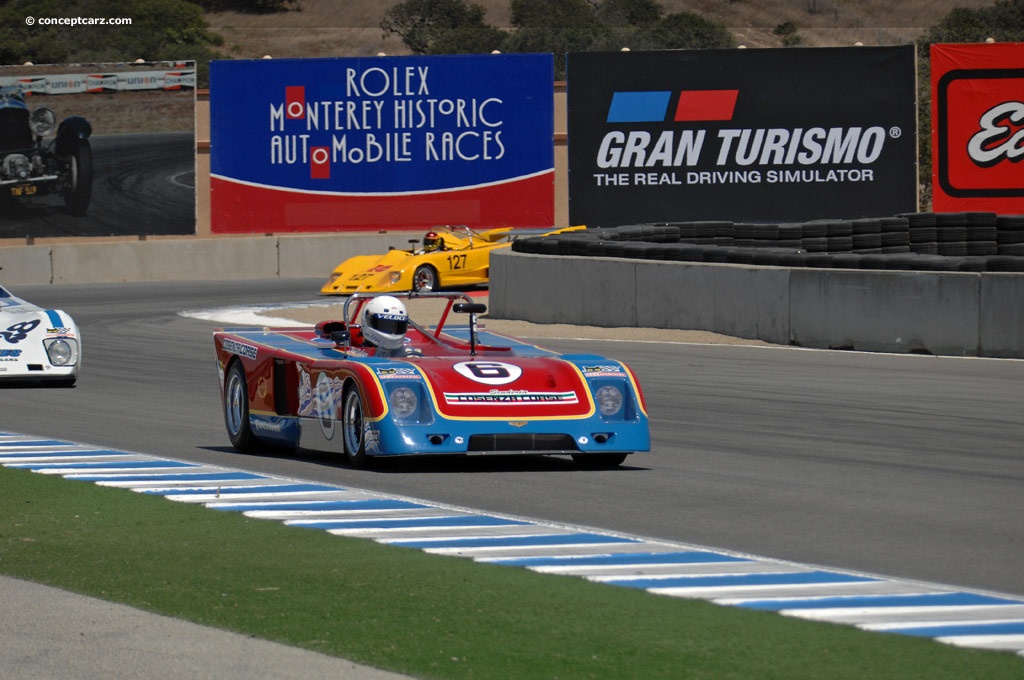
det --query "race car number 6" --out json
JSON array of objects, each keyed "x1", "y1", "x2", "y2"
[{"x1": 454, "y1": 360, "x2": 522, "y2": 385}]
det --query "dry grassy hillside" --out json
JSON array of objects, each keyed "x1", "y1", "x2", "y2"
[{"x1": 205, "y1": 0, "x2": 1001, "y2": 60}]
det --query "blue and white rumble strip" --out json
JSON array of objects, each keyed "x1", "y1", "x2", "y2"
[{"x1": 3, "y1": 431, "x2": 1024, "y2": 658}]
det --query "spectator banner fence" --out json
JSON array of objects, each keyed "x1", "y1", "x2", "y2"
[
  {"x1": 567, "y1": 47, "x2": 917, "y2": 226},
  {"x1": 210, "y1": 54, "x2": 554, "y2": 234},
  {"x1": 931, "y1": 42, "x2": 1024, "y2": 214}
]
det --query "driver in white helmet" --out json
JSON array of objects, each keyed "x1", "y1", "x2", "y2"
[{"x1": 359, "y1": 295, "x2": 417, "y2": 357}]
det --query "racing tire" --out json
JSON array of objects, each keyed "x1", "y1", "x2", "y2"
[
  {"x1": 412, "y1": 265, "x2": 438, "y2": 293},
  {"x1": 224, "y1": 361, "x2": 258, "y2": 452},
  {"x1": 572, "y1": 453, "x2": 628, "y2": 469},
  {"x1": 63, "y1": 140, "x2": 92, "y2": 217},
  {"x1": 341, "y1": 386, "x2": 368, "y2": 467}
]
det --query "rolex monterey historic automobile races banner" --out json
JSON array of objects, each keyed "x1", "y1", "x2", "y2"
[
  {"x1": 931, "y1": 42, "x2": 1024, "y2": 214},
  {"x1": 210, "y1": 55, "x2": 554, "y2": 233},
  {"x1": 567, "y1": 47, "x2": 917, "y2": 226}
]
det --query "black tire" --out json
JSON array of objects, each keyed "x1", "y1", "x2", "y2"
[
  {"x1": 572, "y1": 453, "x2": 628, "y2": 469},
  {"x1": 341, "y1": 386, "x2": 368, "y2": 467},
  {"x1": 63, "y1": 140, "x2": 92, "y2": 216},
  {"x1": 412, "y1": 265, "x2": 438, "y2": 292},
  {"x1": 224, "y1": 361, "x2": 257, "y2": 452}
]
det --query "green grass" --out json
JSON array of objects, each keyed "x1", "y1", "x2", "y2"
[{"x1": 1, "y1": 466, "x2": 1021, "y2": 679}]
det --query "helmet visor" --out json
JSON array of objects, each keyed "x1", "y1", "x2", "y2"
[{"x1": 370, "y1": 313, "x2": 408, "y2": 335}]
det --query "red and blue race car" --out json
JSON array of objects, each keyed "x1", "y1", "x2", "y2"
[{"x1": 213, "y1": 293, "x2": 649, "y2": 467}]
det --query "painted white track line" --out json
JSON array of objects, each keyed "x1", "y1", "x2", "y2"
[{"x1": 3, "y1": 432, "x2": 1023, "y2": 659}]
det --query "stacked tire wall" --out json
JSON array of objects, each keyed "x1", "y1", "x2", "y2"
[{"x1": 490, "y1": 212, "x2": 1024, "y2": 358}]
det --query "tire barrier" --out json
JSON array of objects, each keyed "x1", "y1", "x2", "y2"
[
  {"x1": 494, "y1": 213, "x2": 1024, "y2": 358},
  {"x1": 512, "y1": 212, "x2": 1024, "y2": 273}
]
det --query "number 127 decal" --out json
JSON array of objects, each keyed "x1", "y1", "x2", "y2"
[{"x1": 446, "y1": 254, "x2": 467, "y2": 270}]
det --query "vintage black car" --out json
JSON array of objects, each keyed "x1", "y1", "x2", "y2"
[{"x1": 0, "y1": 85, "x2": 92, "y2": 215}]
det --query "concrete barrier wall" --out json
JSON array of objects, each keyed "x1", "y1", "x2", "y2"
[
  {"x1": 4, "y1": 237, "x2": 1021, "y2": 358},
  {"x1": 1, "y1": 245, "x2": 54, "y2": 285},
  {"x1": 979, "y1": 274, "x2": 1024, "y2": 358},
  {"x1": 788, "y1": 269, "x2": 981, "y2": 356},
  {"x1": 490, "y1": 250, "x2": 1024, "y2": 358},
  {"x1": 1, "y1": 233, "x2": 401, "y2": 286}
]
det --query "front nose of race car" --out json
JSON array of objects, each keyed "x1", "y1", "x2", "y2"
[
  {"x1": 367, "y1": 356, "x2": 649, "y2": 456},
  {"x1": 1, "y1": 309, "x2": 80, "y2": 380}
]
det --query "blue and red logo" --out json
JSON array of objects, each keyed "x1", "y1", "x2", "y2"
[{"x1": 607, "y1": 90, "x2": 739, "y2": 123}]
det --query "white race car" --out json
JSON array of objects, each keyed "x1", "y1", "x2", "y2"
[{"x1": 0, "y1": 284, "x2": 80, "y2": 386}]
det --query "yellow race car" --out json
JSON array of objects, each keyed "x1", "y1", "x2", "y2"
[{"x1": 320, "y1": 225, "x2": 583, "y2": 295}]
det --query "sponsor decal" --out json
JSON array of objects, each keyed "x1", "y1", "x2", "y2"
[
  {"x1": 0, "y1": 349, "x2": 23, "y2": 360},
  {"x1": 453, "y1": 360, "x2": 522, "y2": 385},
  {"x1": 315, "y1": 372, "x2": 341, "y2": 440},
  {"x1": 364, "y1": 426, "x2": 381, "y2": 455},
  {"x1": 444, "y1": 389, "x2": 578, "y2": 405},
  {"x1": 256, "y1": 376, "x2": 269, "y2": 400},
  {"x1": 222, "y1": 338, "x2": 258, "y2": 360},
  {"x1": 582, "y1": 365, "x2": 628, "y2": 377},
  {"x1": 375, "y1": 367, "x2": 421, "y2": 379},
  {"x1": 46, "y1": 328, "x2": 72, "y2": 335},
  {"x1": 253, "y1": 418, "x2": 287, "y2": 433}
]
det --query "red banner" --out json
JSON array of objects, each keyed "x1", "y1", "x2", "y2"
[{"x1": 931, "y1": 43, "x2": 1024, "y2": 213}]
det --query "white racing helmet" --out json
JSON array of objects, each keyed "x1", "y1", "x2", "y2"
[{"x1": 360, "y1": 296, "x2": 408, "y2": 350}]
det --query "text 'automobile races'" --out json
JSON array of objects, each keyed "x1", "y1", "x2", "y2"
[
  {"x1": 214, "y1": 292, "x2": 649, "y2": 467},
  {"x1": 0, "y1": 284, "x2": 81, "y2": 385}
]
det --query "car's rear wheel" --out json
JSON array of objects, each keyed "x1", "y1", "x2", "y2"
[
  {"x1": 342, "y1": 386, "x2": 368, "y2": 466},
  {"x1": 572, "y1": 453, "x2": 628, "y2": 468},
  {"x1": 412, "y1": 265, "x2": 438, "y2": 292},
  {"x1": 63, "y1": 140, "x2": 92, "y2": 216},
  {"x1": 224, "y1": 361, "x2": 257, "y2": 452}
]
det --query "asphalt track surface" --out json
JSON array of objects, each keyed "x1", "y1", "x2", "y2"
[
  {"x1": 0, "y1": 132, "x2": 195, "y2": 238},
  {"x1": 1, "y1": 279, "x2": 1022, "y2": 674}
]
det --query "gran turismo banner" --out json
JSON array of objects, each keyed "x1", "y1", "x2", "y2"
[
  {"x1": 210, "y1": 54, "x2": 555, "y2": 233},
  {"x1": 931, "y1": 42, "x2": 1024, "y2": 213},
  {"x1": 567, "y1": 47, "x2": 917, "y2": 226}
]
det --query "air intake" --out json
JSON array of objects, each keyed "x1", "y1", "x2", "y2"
[{"x1": 468, "y1": 434, "x2": 578, "y2": 453}]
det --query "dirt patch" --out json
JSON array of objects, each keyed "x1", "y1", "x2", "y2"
[{"x1": 255, "y1": 295, "x2": 772, "y2": 347}]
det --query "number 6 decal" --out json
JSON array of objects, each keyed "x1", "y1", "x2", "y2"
[{"x1": 454, "y1": 360, "x2": 522, "y2": 385}]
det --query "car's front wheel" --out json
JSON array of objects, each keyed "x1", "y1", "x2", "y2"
[
  {"x1": 63, "y1": 140, "x2": 92, "y2": 216},
  {"x1": 224, "y1": 361, "x2": 257, "y2": 452},
  {"x1": 341, "y1": 387, "x2": 368, "y2": 467},
  {"x1": 412, "y1": 265, "x2": 438, "y2": 292}
]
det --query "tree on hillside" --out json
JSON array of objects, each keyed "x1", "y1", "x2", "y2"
[
  {"x1": 597, "y1": 0, "x2": 664, "y2": 27},
  {"x1": 919, "y1": 0, "x2": 1024, "y2": 44},
  {"x1": 186, "y1": 0, "x2": 298, "y2": 12},
  {"x1": 381, "y1": 0, "x2": 735, "y2": 79},
  {"x1": 505, "y1": 0, "x2": 611, "y2": 77},
  {"x1": 635, "y1": 12, "x2": 735, "y2": 50},
  {"x1": 381, "y1": 0, "x2": 506, "y2": 54},
  {"x1": 0, "y1": 0, "x2": 221, "y2": 84}
]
